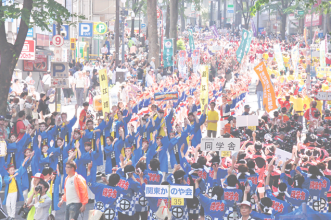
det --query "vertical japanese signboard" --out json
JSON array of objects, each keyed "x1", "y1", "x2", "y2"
[
  {"x1": 254, "y1": 62, "x2": 277, "y2": 112},
  {"x1": 163, "y1": 39, "x2": 174, "y2": 68},
  {"x1": 200, "y1": 65, "x2": 209, "y2": 112},
  {"x1": 99, "y1": 69, "x2": 110, "y2": 117}
]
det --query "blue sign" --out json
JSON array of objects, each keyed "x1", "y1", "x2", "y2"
[
  {"x1": 17, "y1": 27, "x2": 33, "y2": 37},
  {"x1": 318, "y1": 33, "x2": 323, "y2": 38},
  {"x1": 258, "y1": 27, "x2": 264, "y2": 33},
  {"x1": 52, "y1": 24, "x2": 69, "y2": 40},
  {"x1": 227, "y1": 9, "x2": 234, "y2": 13},
  {"x1": 141, "y1": 23, "x2": 146, "y2": 28},
  {"x1": 125, "y1": 23, "x2": 128, "y2": 27},
  {"x1": 79, "y1": 23, "x2": 93, "y2": 37}
]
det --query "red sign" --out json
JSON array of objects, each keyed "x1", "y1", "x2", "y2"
[
  {"x1": 157, "y1": 9, "x2": 161, "y2": 19},
  {"x1": 52, "y1": 35, "x2": 64, "y2": 47},
  {"x1": 23, "y1": 55, "x2": 48, "y2": 72},
  {"x1": 19, "y1": 40, "x2": 35, "y2": 60},
  {"x1": 305, "y1": 13, "x2": 322, "y2": 27},
  {"x1": 36, "y1": 34, "x2": 49, "y2": 47}
]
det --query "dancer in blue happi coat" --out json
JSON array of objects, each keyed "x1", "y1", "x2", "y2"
[
  {"x1": 6, "y1": 130, "x2": 31, "y2": 168},
  {"x1": 86, "y1": 161, "x2": 123, "y2": 217},
  {"x1": 187, "y1": 104, "x2": 207, "y2": 147},
  {"x1": 35, "y1": 121, "x2": 58, "y2": 148},
  {"x1": 83, "y1": 119, "x2": 107, "y2": 167},
  {"x1": 115, "y1": 104, "x2": 132, "y2": 139},
  {"x1": 75, "y1": 139, "x2": 100, "y2": 182},
  {"x1": 116, "y1": 165, "x2": 141, "y2": 220},
  {"x1": 104, "y1": 136, "x2": 117, "y2": 174}
]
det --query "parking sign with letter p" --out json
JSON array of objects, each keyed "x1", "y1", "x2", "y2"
[{"x1": 79, "y1": 23, "x2": 93, "y2": 37}]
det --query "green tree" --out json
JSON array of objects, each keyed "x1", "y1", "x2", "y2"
[
  {"x1": 0, "y1": 0, "x2": 82, "y2": 115},
  {"x1": 251, "y1": 0, "x2": 331, "y2": 40}
]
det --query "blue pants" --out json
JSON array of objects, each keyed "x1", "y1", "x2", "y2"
[
  {"x1": 257, "y1": 91, "x2": 263, "y2": 110},
  {"x1": 65, "y1": 203, "x2": 82, "y2": 220}
]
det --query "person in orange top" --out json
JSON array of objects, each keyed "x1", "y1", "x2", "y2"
[
  {"x1": 278, "y1": 94, "x2": 292, "y2": 113},
  {"x1": 79, "y1": 102, "x2": 92, "y2": 130},
  {"x1": 304, "y1": 101, "x2": 320, "y2": 122},
  {"x1": 279, "y1": 107, "x2": 290, "y2": 123},
  {"x1": 58, "y1": 160, "x2": 88, "y2": 220}
]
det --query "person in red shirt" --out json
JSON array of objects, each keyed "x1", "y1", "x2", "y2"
[
  {"x1": 79, "y1": 102, "x2": 92, "y2": 130},
  {"x1": 304, "y1": 101, "x2": 320, "y2": 122},
  {"x1": 13, "y1": 110, "x2": 26, "y2": 141},
  {"x1": 278, "y1": 94, "x2": 292, "y2": 111}
]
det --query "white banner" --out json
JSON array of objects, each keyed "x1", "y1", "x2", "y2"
[
  {"x1": 236, "y1": 115, "x2": 259, "y2": 127},
  {"x1": 145, "y1": 185, "x2": 193, "y2": 198},
  {"x1": 201, "y1": 138, "x2": 240, "y2": 152},
  {"x1": 275, "y1": 148, "x2": 292, "y2": 165},
  {"x1": 178, "y1": 50, "x2": 187, "y2": 78},
  {"x1": 192, "y1": 49, "x2": 200, "y2": 74},
  {"x1": 316, "y1": 91, "x2": 331, "y2": 100},
  {"x1": 291, "y1": 43, "x2": 299, "y2": 77}
]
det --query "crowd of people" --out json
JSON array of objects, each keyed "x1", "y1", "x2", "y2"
[{"x1": 2, "y1": 26, "x2": 331, "y2": 220}]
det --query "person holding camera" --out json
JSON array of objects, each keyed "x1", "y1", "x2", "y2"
[{"x1": 26, "y1": 179, "x2": 52, "y2": 220}]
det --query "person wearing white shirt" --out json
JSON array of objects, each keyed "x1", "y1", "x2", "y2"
[
  {"x1": 101, "y1": 44, "x2": 108, "y2": 56},
  {"x1": 25, "y1": 72, "x2": 35, "y2": 92},
  {"x1": 145, "y1": 69, "x2": 154, "y2": 87},
  {"x1": 41, "y1": 72, "x2": 51, "y2": 93},
  {"x1": 150, "y1": 57, "x2": 156, "y2": 69}
]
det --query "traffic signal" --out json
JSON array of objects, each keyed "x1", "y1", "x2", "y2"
[{"x1": 70, "y1": 38, "x2": 76, "y2": 50}]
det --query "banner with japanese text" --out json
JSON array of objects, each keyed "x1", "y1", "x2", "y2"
[
  {"x1": 99, "y1": 69, "x2": 110, "y2": 117},
  {"x1": 154, "y1": 92, "x2": 179, "y2": 101},
  {"x1": 163, "y1": 39, "x2": 174, "y2": 67},
  {"x1": 189, "y1": 29, "x2": 195, "y2": 51},
  {"x1": 254, "y1": 62, "x2": 277, "y2": 112},
  {"x1": 320, "y1": 40, "x2": 326, "y2": 68},
  {"x1": 304, "y1": 28, "x2": 308, "y2": 47},
  {"x1": 192, "y1": 49, "x2": 200, "y2": 74},
  {"x1": 236, "y1": 29, "x2": 249, "y2": 63},
  {"x1": 210, "y1": 25, "x2": 219, "y2": 38},
  {"x1": 273, "y1": 44, "x2": 285, "y2": 71},
  {"x1": 178, "y1": 50, "x2": 187, "y2": 78},
  {"x1": 200, "y1": 65, "x2": 209, "y2": 112},
  {"x1": 244, "y1": 31, "x2": 253, "y2": 55}
]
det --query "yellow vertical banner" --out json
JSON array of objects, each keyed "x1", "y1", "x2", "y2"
[
  {"x1": 200, "y1": 65, "x2": 209, "y2": 112},
  {"x1": 99, "y1": 69, "x2": 110, "y2": 117},
  {"x1": 254, "y1": 62, "x2": 277, "y2": 112}
]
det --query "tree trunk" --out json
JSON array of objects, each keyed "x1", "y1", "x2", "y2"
[
  {"x1": 147, "y1": 0, "x2": 159, "y2": 67},
  {"x1": 281, "y1": 14, "x2": 286, "y2": 40},
  {"x1": 170, "y1": 0, "x2": 178, "y2": 53},
  {"x1": 0, "y1": 0, "x2": 32, "y2": 116},
  {"x1": 165, "y1": 4, "x2": 170, "y2": 38},
  {"x1": 131, "y1": 18, "x2": 135, "y2": 37},
  {"x1": 180, "y1": 0, "x2": 185, "y2": 32}
]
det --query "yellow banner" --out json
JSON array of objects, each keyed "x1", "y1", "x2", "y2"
[
  {"x1": 254, "y1": 62, "x2": 277, "y2": 112},
  {"x1": 200, "y1": 65, "x2": 209, "y2": 112},
  {"x1": 99, "y1": 69, "x2": 110, "y2": 117}
]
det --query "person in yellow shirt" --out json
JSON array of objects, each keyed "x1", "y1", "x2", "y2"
[
  {"x1": 283, "y1": 52, "x2": 290, "y2": 71},
  {"x1": 206, "y1": 102, "x2": 219, "y2": 138},
  {"x1": 262, "y1": 49, "x2": 269, "y2": 61},
  {"x1": 287, "y1": 70, "x2": 295, "y2": 81},
  {"x1": 5, "y1": 157, "x2": 29, "y2": 219}
]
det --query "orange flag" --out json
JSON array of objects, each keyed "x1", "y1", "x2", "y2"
[{"x1": 254, "y1": 62, "x2": 277, "y2": 112}]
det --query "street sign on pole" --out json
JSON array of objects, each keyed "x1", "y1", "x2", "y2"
[
  {"x1": 157, "y1": 8, "x2": 161, "y2": 19},
  {"x1": 19, "y1": 40, "x2": 35, "y2": 60},
  {"x1": 52, "y1": 35, "x2": 64, "y2": 47},
  {"x1": 141, "y1": 23, "x2": 146, "y2": 28},
  {"x1": 79, "y1": 23, "x2": 93, "y2": 37},
  {"x1": 51, "y1": 62, "x2": 69, "y2": 88},
  {"x1": 93, "y1": 22, "x2": 108, "y2": 34}
]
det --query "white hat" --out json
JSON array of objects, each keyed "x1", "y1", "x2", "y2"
[{"x1": 238, "y1": 201, "x2": 252, "y2": 208}]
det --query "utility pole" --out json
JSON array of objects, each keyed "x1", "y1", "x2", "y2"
[
  {"x1": 210, "y1": 1, "x2": 213, "y2": 26},
  {"x1": 115, "y1": 0, "x2": 120, "y2": 66},
  {"x1": 55, "y1": 22, "x2": 61, "y2": 113},
  {"x1": 218, "y1": 0, "x2": 221, "y2": 28},
  {"x1": 122, "y1": 9, "x2": 125, "y2": 63},
  {"x1": 223, "y1": 0, "x2": 226, "y2": 28}
]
